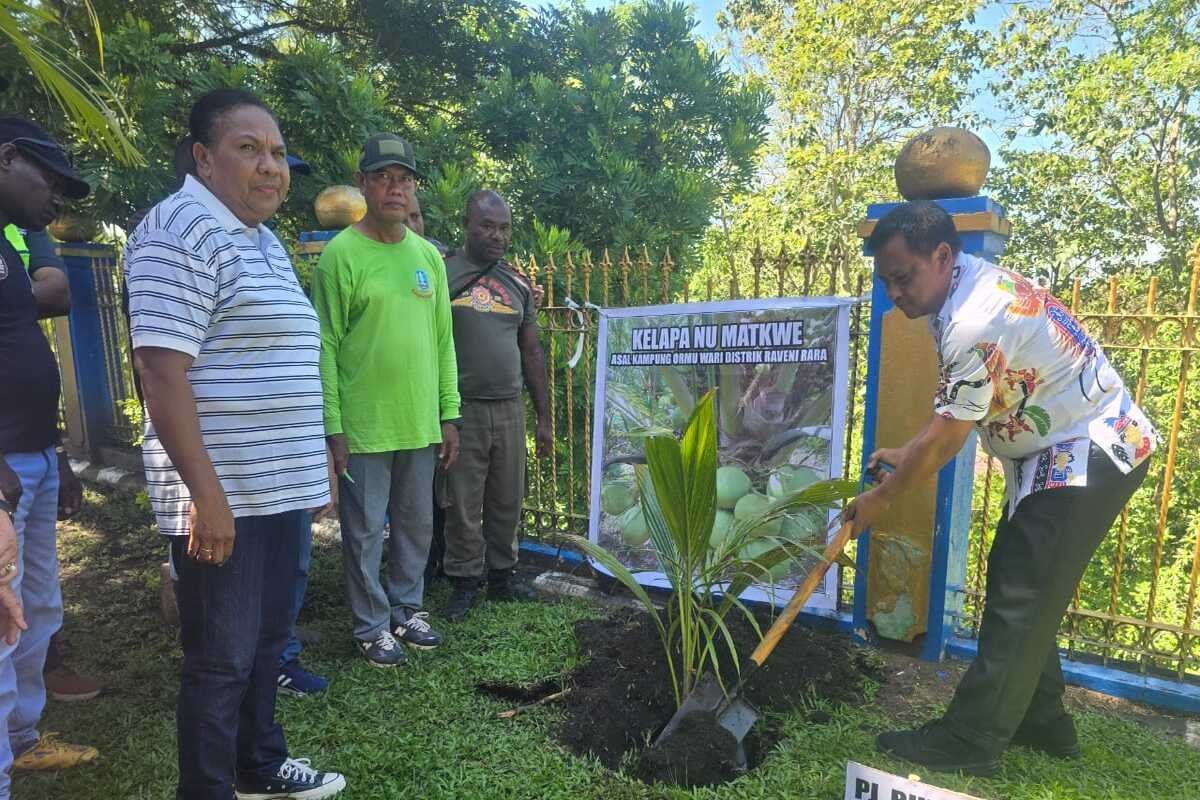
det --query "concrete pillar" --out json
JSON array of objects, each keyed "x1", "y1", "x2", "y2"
[{"x1": 854, "y1": 196, "x2": 1010, "y2": 660}]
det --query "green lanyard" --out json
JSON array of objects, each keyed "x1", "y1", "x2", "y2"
[{"x1": 2, "y1": 224, "x2": 30, "y2": 268}]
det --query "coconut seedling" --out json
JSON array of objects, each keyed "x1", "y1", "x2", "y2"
[{"x1": 566, "y1": 390, "x2": 856, "y2": 708}]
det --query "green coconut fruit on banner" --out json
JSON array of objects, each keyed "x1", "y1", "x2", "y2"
[
  {"x1": 716, "y1": 466, "x2": 752, "y2": 509},
  {"x1": 601, "y1": 481, "x2": 638, "y2": 516},
  {"x1": 780, "y1": 507, "x2": 826, "y2": 543},
  {"x1": 739, "y1": 538, "x2": 791, "y2": 582},
  {"x1": 608, "y1": 463, "x2": 636, "y2": 482},
  {"x1": 766, "y1": 466, "x2": 824, "y2": 500},
  {"x1": 734, "y1": 492, "x2": 782, "y2": 536},
  {"x1": 709, "y1": 510, "x2": 735, "y2": 549},
  {"x1": 619, "y1": 506, "x2": 650, "y2": 547}
]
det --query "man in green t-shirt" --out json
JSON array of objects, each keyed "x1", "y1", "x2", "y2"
[
  {"x1": 441, "y1": 191, "x2": 551, "y2": 621},
  {"x1": 310, "y1": 134, "x2": 462, "y2": 667}
]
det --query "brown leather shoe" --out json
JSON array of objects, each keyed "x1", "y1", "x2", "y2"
[{"x1": 44, "y1": 665, "x2": 102, "y2": 702}]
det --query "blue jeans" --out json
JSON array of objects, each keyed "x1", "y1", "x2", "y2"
[
  {"x1": 0, "y1": 447, "x2": 62, "y2": 800},
  {"x1": 278, "y1": 513, "x2": 312, "y2": 668},
  {"x1": 171, "y1": 511, "x2": 303, "y2": 800}
]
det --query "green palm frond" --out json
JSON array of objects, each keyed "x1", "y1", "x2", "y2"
[{"x1": 0, "y1": 0, "x2": 141, "y2": 165}]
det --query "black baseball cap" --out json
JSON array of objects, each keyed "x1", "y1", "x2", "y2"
[
  {"x1": 358, "y1": 133, "x2": 424, "y2": 179},
  {"x1": 0, "y1": 116, "x2": 90, "y2": 199}
]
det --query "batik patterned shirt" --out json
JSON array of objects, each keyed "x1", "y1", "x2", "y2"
[{"x1": 931, "y1": 252, "x2": 1157, "y2": 515}]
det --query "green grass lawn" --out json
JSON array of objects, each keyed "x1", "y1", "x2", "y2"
[{"x1": 24, "y1": 484, "x2": 1200, "y2": 799}]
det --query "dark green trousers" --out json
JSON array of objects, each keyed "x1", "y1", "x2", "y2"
[
  {"x1": 942, "y1": 445, "x2": 1149, "y2": 751},
  {"x1": 443, "y1": 397, "x2": 526, "y2": 579}
]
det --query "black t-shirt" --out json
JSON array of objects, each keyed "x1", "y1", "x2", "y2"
[{"x1": 0, "y1": 235, "x2": 60, "y2": 453}]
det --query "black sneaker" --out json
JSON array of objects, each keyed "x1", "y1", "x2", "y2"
[
  {"x1": 393, "y1": 610, "x2": 443, "y2": 650},
  {"x1": 1010, "y1": 714, "x2": 1081, "y2": 759},
  {"x1": 357, "y1": 630, "x2": 407, "y2": 668},
  {"x1": 875, "y1": 721, "x2": 1000, "y2": 776},
  {"x1": 487, "y1": 569, "x2": 539, "y2": 602},
  {"x1": 445, "y1": 578, "x2": 481, "y2": 622},
  {"x1": 235, "y1": 757, "x2": 346, "y2": 799}
]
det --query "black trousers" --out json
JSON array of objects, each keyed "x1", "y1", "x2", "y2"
[
  {"x1": 171, "y1": 512, "x2": 303, "y2": 799},
  {"x1": 942, "y1": 446, "x2": 1149, "y2": 751}
]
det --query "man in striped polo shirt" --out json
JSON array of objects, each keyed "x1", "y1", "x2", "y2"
[{"x1": 126, "y1": 89, "x2": 344, "y2": 800}]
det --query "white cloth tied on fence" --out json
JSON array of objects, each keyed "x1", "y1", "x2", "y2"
[{"x1": 561, "y1": 296, "x2": 598, "y2": 369}]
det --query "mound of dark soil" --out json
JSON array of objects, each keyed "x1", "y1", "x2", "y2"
[{"x1": 558, "y1": 610, "x2": 880, "y2": 786}]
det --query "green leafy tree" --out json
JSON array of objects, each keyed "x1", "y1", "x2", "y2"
[
  {"x1": 469, "y1": 1, "x2": 769, "y2": 260},
  {"x1": 987, "y1": 0, "x2": 1200, "y2": 288},
  {"x1": 703, "y1": 0, "x2": 984, "y2": 298},
  {"x1": 0, "y1": 0, "x2": 140, "y2": 163},
  {"x1": 986, "y1": 150, "x2": 1143, "y2": 295}
]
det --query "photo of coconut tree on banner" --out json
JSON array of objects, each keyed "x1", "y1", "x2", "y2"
[{"x1": 588, "y1": 298, "x2": 855, "y2": 610}]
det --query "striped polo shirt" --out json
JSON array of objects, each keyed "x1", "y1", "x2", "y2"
[{"x1": 125, "y1": 175, "x2": 330, "y2": 535}]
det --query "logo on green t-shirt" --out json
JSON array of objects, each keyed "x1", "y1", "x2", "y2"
[{"x1": 413, "y1": 268, "x2": 432, "y2": 297}]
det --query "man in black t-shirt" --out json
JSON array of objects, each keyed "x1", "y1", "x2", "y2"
[
  {"x1": 0, "y1": 225, "x2": 103, "y2": 704},
  {"x1": 0, "y1": 115, "x2": 98, "y2": 780}
]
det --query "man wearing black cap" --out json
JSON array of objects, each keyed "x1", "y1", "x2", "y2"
[
  {"x1": 0, "y1": 115, "x2": 97, "y2": 792},
  {"x1": 311, "y1": 133, "x2": 461, "y2": 667},
  {"x1": 0, "y1": 223, "x2": 104, "y2": 703}
]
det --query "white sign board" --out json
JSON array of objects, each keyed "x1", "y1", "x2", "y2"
[
  {"x1": 845, "y1": 762, "x2": 985, "y2": 800},
  {"x1": 588, "y1": 298, "x2": 853, "y2": 610}
]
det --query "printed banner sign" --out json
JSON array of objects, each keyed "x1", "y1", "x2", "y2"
[
  {"x1": 845, "y1": 762, "x2": 985, "y2": 800},
  {"x1": 588, "y1": 298, "x2": 853, "y2": 608}
]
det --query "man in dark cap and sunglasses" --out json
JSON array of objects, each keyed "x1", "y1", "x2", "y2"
[
  {"x1": 0, "y1": 115, "x2": 98, "y2": 793},
  {"x1": 311, "y1": 133, "x2": 461, "y2": 667}
]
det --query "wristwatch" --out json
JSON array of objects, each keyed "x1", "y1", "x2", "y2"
[
  {"x1": 444, "y1": 418, "x2": 464, "y2": 430},
  {"x1": 0, "y1": 498, "x2": 14, "y2": 518}
]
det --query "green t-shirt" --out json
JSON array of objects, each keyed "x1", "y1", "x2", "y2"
[
  {"x1": 311, "y1": 226, "x2": 461, "y2": 453},
  {"x1": 445, "y1": 252, "x2": 536, "y2": 400}
]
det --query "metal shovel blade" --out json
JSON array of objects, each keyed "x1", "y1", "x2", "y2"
[{"x1": 654, "y1": 673, "x2": 759, "y2": 771}]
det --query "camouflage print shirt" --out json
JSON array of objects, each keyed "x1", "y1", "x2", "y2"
[{"x1": 931, "y1": 252, "x2": 1158, "y2": 515}]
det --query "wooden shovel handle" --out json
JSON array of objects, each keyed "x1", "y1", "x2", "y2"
[{"x1": 747, "y1": 521, "x2": 854, "y2": 668}]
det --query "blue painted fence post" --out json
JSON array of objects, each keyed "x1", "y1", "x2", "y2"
[
  {"x1": 58, "y1": 242, "x2": 118, "y2": 458},
  {"x1": 855, "y1": 196, "x2": 1009, "y2": 661}
]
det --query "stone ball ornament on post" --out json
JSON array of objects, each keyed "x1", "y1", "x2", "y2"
[
  {"x1": 313, "y1": 184, "x2": 366, "y2": 229},
  {"x1": 893, "y1": 126, "x2": 991, "y2": 201},
  {"x1": 298, "y1": 183, "x2": 367, "y2": 273},
  {"x1": 47, "y1": 210, "x2": 102, "y2": 243}
]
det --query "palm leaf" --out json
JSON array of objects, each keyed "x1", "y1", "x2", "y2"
[
  {"x1": 559, "y1": 534, "x2": 663, "y2": 627},
  {"x1": 643, "y1": 432, "x2": 688, "y2": 552},
  {"x1": 718, "y1": 365, "x2": 744, "y2": 435},
  {"x1": 637, "y1": 465, "x2": 681, "y2": 580},
  {"x1": 0, "y1": 1, "x2": 141, "y2": 165},
  {"x1": 677, "y1": 389, "x2": 718, "y2": 561},
  {"x1": 699, "y1": 606, "x2": 740, "y2": 684}
]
